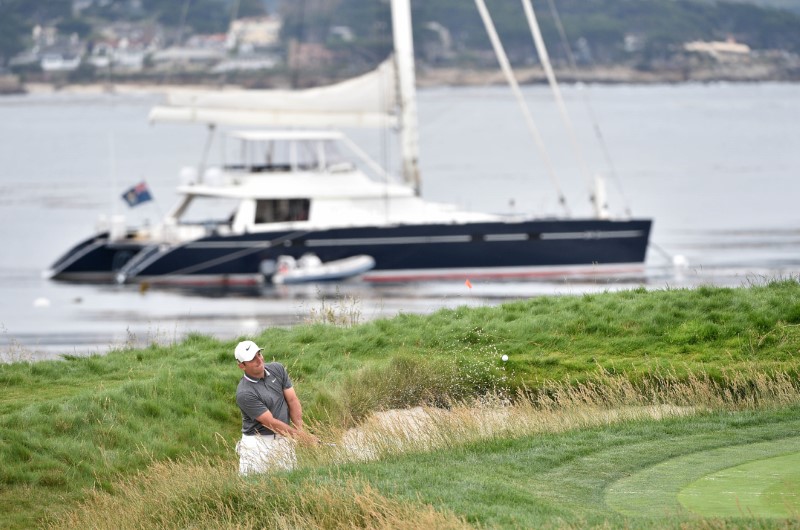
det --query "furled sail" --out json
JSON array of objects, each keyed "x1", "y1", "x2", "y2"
[{"x1": 149, "y1": 58, "x2": 398, "y2": 128}]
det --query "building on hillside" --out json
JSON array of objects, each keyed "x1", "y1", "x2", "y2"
[
  {"x1": 88, "y1": 43, "x2": 148, "y2": 72},
  {"x1": 684, "y1": 38, "x2": 751, "y2": 61},
  {"x1": 29, "y1": 25, "x2": 85, "y2": 72},
  {"x1": 186, "y1": 33, "x2": 228, "y2": 51},
  {"x1": 210, "y1": 55, "x2": 281, "y2": 73},
  {"x1": 96, "y1": 21, "x2": 162, "y2": 51},
  {"x1": 112, "y1": 48, "x2": 147, "y2": 71},
  {"x1": 88, "y1": 23, "x2": 162, "y2": 72},
  {"x1": 150, "y1": 29, "x2": 229, "y2": 71},
  {"x1": 623, "y1": 33, "x2": 644, "y2": 53},
  {"x1": 227, "y1": 16, "x2": 282, "y2": 53},
  {"x1": 32, "y1": 25, "x2": 59, "y2": 47},
  {"x1": 150, "y1": 47, "x2": 226, "y2": 70},
  {"x1": 41, "y1": 53, "x2": 82, "y2": 72}
]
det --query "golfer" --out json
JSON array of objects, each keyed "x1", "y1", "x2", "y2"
[{"x1": 234, "y1": 340, "x2": 313, "y2": 474}]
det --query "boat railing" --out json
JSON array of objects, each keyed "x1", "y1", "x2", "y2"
[
  {"x1": 222, "y1": 162, "x2": 356, "y2": 174},
  {"x1": 223, "y1": 163, "x2": 293, "y2": 173}
]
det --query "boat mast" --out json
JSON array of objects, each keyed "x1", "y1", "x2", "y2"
[{"x1": 390, "y1": 0, "x2": 422, "y2": 195}]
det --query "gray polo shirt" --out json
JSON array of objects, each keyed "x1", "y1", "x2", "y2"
[{"x1": 236, "y1": 362, "x2": 293, "y2": 435}]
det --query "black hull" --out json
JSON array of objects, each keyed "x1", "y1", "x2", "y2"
[
  {"x1": 46, "y1": 232, "x2": 146, "y2": 283},
  {"x1": 49, "y1": 219, "x2": 652, "y2": 285}
]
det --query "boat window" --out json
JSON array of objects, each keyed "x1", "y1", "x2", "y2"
[
  {"x1": 255, "y1": 199, "x2": 310, "y2": 224},
  {"x1": 178, "y1": 196, "x2": 240, "y2": 225},
  {"x1": 232, "y1": 140, "x2": 321, "y2": 172},
  {"x1": 222, "y1": 137, "x2": 357, "y2": 173}
]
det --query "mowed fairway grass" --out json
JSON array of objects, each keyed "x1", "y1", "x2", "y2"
[
  {"x1": 314, "y1": 406, "x2": 800, "y2": 527},
  {"x1": 676, "y1": 446, "x2": 800, "y2": 518},
  {"x1": 1, "y1": 280, "x2": 799, "y2": 528}
]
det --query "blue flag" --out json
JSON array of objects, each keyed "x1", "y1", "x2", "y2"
[{"x1": 121, "y1": 181, "x2": 153, "y2": 207}]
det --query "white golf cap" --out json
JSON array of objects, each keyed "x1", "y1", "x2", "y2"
[{"x1": 234, "y1": 340, "x2": 262, "y2": 363}]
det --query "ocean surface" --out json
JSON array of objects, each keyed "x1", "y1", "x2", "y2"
[{"x1": 1, "y1": 82, "x2": 799, "y2": 361}]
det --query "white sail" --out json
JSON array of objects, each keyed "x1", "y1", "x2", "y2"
[{"x1": 149, "y1": 58, "x2": 398, "y2": 128}]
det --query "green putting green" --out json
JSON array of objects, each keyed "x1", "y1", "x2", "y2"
[
  {"x1": 606, "y1": 436, "x2": 800, "y2": 519},
  {"x1": 678, "y1": 451, "x2": 800, "y2": 518}
]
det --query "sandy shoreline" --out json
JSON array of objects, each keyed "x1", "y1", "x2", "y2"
[{"x1": 21, "y1": 81, "x2": 239, "y2": 96}]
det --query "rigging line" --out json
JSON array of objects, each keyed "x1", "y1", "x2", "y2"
[
  {"x1": 545, "y1": 0, "x2": 633, "y2": 217},
  {"x1": 473, "y1": 0, "x2": 570, "y2": 217},
  {"x1": 340, "y1": 135, "x2": 392, "y2": 183},
  {"x1": 648, "y1": 240, "x2": 677, "y2": 264},
  {"x1": 520, "y1": 0, "x2": 599, "y2": 216}
]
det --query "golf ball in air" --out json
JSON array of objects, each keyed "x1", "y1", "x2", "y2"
[{"x1": 501, "y1": 355, "x2": 508, "y2": 362}]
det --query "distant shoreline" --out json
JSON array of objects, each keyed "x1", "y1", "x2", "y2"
[
  {"x1": 4, "y1": 62, "x2": 798, "y2": 96},
  {"x1": 416, "y1": 63, "x2": 800, "y2": 87}
]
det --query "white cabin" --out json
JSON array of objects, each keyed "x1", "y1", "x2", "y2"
[{"x1": 140, "y1": 130, "x2": 496, "y2": 245}]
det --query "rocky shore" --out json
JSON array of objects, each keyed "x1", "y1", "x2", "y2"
[
  {"x1": 416, "y1": 61, "x2": 800, "y2": 87},
  {"x1": 0, "y1": 74, "x2": 24, "y2": 95}
]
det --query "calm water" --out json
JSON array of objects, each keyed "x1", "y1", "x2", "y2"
[{"x1": 1, "y1": 82, "x2": 799, "y2": 360}]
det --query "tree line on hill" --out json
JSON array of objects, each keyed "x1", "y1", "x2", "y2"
[
  {"x1": 2, "y1": 0, "x2": 800, "y2": 72},
  {"x1": 281, "y1": 0, "x2": 800, "y2": 66}
]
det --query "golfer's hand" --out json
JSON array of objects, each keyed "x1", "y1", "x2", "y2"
[{"x1": 294, "y1": 431, "x2": 320, "y2": 446}]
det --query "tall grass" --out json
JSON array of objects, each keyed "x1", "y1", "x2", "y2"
[
  {"x1": 304, "y1": 366, "x2": 800, "y2": 465},
  {"x1": 304, "y1": 290, "x2": 364, "y2": 327},
  {"x1": 48, "y1": 456, "x2": 468, "y2": 530},
  {"x1": 2, "y1": 280, "x2": 800, "y2": 528},
  {"x1": 51, "y1": 365, "x2": 800, "y2": 529}
]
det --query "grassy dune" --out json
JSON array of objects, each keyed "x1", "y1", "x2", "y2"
[{"x1": 1, "y1": 280, "x2": 799, "y2": 528}]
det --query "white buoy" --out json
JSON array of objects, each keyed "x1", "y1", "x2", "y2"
[
  {"x1": 673, "y1": 254, "x2": 689, "y2": 268},
  {"x1": 33, "y1": 297, "x2": 51, "y2": 308}
]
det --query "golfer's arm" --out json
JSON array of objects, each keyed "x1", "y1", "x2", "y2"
[
  {"x1": 284, "y1": 387, "x2": 304, "y2": 431},
  {"x1": 254, "y1": 410, "x2": 299, "y2": 437}
]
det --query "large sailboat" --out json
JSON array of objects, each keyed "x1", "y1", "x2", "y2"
[{"x1": 47, "y1": 0, "x2": 651, "y2": 286}]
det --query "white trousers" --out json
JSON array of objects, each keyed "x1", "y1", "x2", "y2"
[{"x1": 236, "y1": 434, "x2": 296, "y2": 475}]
